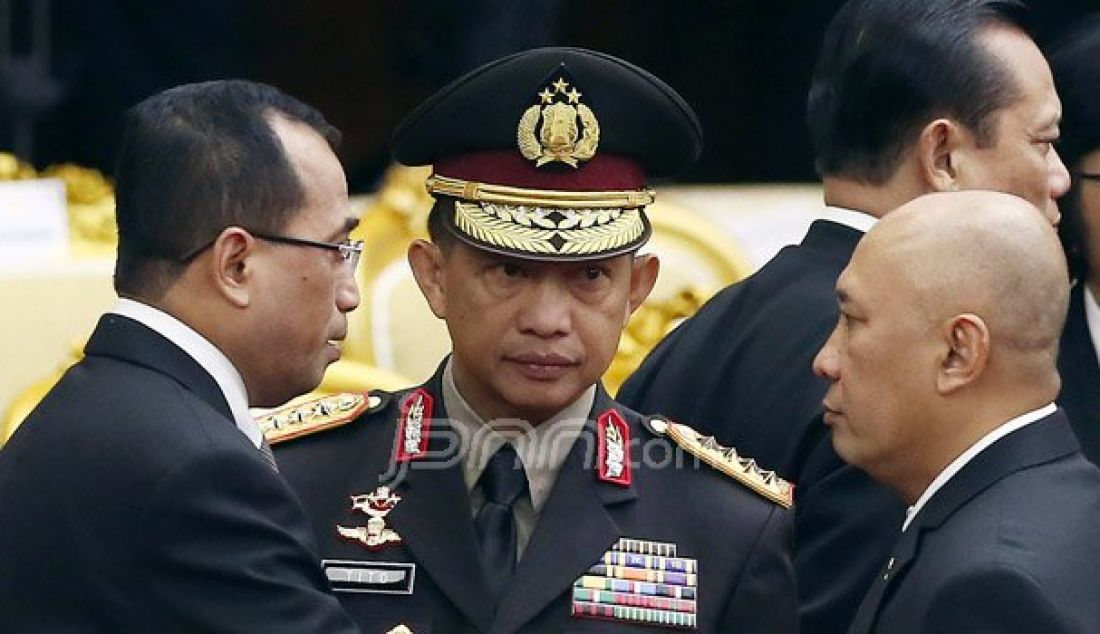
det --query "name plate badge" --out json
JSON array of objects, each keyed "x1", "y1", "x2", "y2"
[{"x1": 323, "y1": 559, "x2": 416, "y2": 595}]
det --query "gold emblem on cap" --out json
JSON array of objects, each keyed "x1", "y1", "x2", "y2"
[{"x1": 518, "y1": 76, "x2": 600, "y2": 168}]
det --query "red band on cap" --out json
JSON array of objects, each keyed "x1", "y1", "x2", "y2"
[{"x1": 433, "y1": 151, "x2": 645, "y2": 191}]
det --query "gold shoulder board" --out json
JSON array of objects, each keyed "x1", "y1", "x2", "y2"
[
  {"x1": 257, "y1": 392, "x2": 384, "y2": 445},
  {"x1": 648, "y1": 418, "x2": 794, "y2": 508}
]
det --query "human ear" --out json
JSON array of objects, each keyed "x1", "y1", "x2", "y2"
[
  {"x1": 210, "y1": 227, "x2": 254, "y2": 308},
  {"x1": 936, "y1": 313, "x2": 990, "y2": 394},
  {"x1": 627, "y1": 254, "x2": 660, "y2": 319},
  {"x1": 917, "y1": 119, "x2": 968, "y2": 192},
  {"x1": 408, "y1": 239, "x2": 448, "y2": 319}
]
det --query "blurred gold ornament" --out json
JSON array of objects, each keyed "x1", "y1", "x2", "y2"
[
  {"x1": 363, "y1": 164, "x2": 434, "y2": 240},
  {"x1": 41, "y1": 163, "x2": 118, "y2": 256},
  {"x1": 605, "y1": 287, "x2": 709, "y2": 394},
  {"x1": 42, "y1": 163, "x2": 115, "y2": 205},
  {"x1": 0, "y1": 152, "x2": 38, "y2": 180},
  {"x1": 1, "y1": 154, "x2": 118, "y2": 255}
]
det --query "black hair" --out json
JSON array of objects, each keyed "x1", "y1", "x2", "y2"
[
  {"x1": 1050, "y1": 14, "x2": 1100, "y2": 282},
  {"x1": 807, "y1": 0, "x2": 1029, "y2": 183},
  {"x1": 113, "y1": 79, "x2": 341, "y2": 297},
  {"x1": 426, "y1": 198, "x2": 457, "y2": 250}
]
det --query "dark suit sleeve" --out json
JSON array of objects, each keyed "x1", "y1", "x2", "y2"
[
  {"x1": 793, "y1": 433, "x2": 906, "y2": 634},
  {"x1": 137, "y1": 447, "x2": 358, "y2": 633},
  {"x1": 924, "y1": 567, "x2": 1075, "y2": 634},
  {"x1": 719, "y1": 506, "x2": 800, "y2": 633}
]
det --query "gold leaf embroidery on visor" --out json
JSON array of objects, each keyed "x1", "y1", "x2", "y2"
[{"x1": 453, "y1": 201, "x2": 644, "y2": 256}]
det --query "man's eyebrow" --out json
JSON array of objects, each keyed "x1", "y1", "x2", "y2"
[
  {"x1": 325, "y1": 216, "x2": 360, "y2": 242},
  {"x1": 341, "y1": 216, "x2": 360, "y2": 233}
]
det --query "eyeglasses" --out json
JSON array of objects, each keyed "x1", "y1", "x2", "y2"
[
  {"x1": 251, "y1": 231, "x2": 364, "y2": 270},
  {"x1": 1077, "y1": 173, "x2": 1100, "y2": 183},
  {"x1": 179, "y1": 230, "x2": 364, "y2": 270}
]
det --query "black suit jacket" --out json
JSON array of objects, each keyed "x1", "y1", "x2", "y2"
[
  {"x1": 848, "y1": 410, "x2": 1100, "y2": 634},
  {"x1": 275, "y1": 364, "x2": 798, "y2": 633},
  {"x1": 1058, "y1": 283, "x2": 1100, "y2": 464},
  {"x1": 0, "y1": 314, "x2": 356, "y2": 633},
  {"x1": 618, "y1": 219, "x2": 906, "y2": 633}
]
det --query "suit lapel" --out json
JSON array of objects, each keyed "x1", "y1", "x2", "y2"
[
  {"x1": 846, "y1": 523, "x2": 918, "y2": 634},
  {"x1": 491, "y1": 389, "x2": 638, "y2": 634},
  {"x1": 84, "y1": 313, "x2": 232, "y2": 421},
  {"x1": 1060, "y1": 283, "x2": 1100, "y2": 381},
  {"x1": 382, "y1": 372, "x2": 494, "y2": 631},
  {"x1": 1058, "y1": 283, "x2": 1100, "y2": 459},
  {"x1": 918, "y1": 410, "x2": 1079, "y2": 531}
]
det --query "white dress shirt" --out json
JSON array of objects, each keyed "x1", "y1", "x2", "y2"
[
  {"x1": 820, "y1": 205, "x2": 878, "y2": 233},
  {"x1": 112, "y1": 298, "x2": 262, "y2": 449},
  {"x1": 902, "y1": 403, "x2": 1057, "y2": 532}
]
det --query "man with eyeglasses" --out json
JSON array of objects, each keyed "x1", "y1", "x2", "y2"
[{"x1": 0, "y1": 80, "x2": 361, "y2": 631}]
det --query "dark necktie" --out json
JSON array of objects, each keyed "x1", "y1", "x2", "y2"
[
  {"x1": 258, "y1": 434, "x2": 279, "y2": 472},
  {"x1": 475, "y1": 444, "x2": 528, "y2": 607}
]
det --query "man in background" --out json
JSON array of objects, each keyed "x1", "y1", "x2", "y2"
[
  {"x1": 819, "y1": 191, "x2": 1100, "y2": 633},
  {"x1": 0, "y1": 80, "x2": 361, "y2": 631},
  {"x1": 1049, "y1": 14, "x2": 1100, "y2": 462},
  {"x1": 619, "y1": 1, "x2": 1070, "y2": 630}
]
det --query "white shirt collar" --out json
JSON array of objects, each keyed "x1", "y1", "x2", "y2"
[
  {"x1": 902, "y1": 402, "x2": 1057, "y2": 531},
  {"x1": 820, "y1": 205, "x2": 878, "y2": 233},
  {"x1": 1083, "y1": 284, "x2": 1100, "y2": 365},
  {"x1": 111, "y1": 298, "x2": 261, "y2": 448}
]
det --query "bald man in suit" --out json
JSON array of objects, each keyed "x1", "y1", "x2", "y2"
[{"x1": 815, "y1": 191, "x2": 1100, "y2": 634}]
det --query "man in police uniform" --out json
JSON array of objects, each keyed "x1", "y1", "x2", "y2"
[{"x1": 266, "y1": 47, "x2": 798, "y2": 633}]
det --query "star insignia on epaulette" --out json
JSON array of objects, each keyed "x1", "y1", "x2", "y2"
[
  {"x1": 256, "y1": 392, "x2": 386, "y2": 445},
  {"x1": 648, "y1": 417, "x2": 794, "y2": 508}
]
